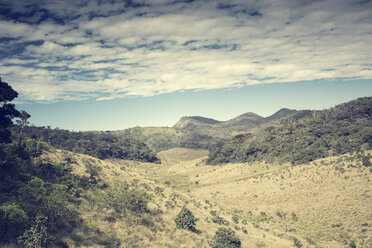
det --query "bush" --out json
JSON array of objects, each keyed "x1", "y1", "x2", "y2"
[
  {"x1": 175, "y1": 206, "x2": 197, "y2": 231},
  {"x1": 18, "y1": 215, "x2": 54, "y2": 247},
  {"x1": 125, "y1": 189, "x2": 151, "y2": 213},
  {"x1": 349, "y1": 240, "x2": 356, "y2": 248},
  {"x1": 362, "y1": 155, "x2": 371, "y2": 167},
  {"x1": 209, "y1": 227, "x2": 241, "y2": 248},
  {"x1": 0, "y1": 203, "x2": 28, "y2": 242},
  {"x1": 212, "y1": 215, "x2": 230, "y2": 226},
  {"x1": 292, "y1": 237, "x2": 303, "y2": 248}
]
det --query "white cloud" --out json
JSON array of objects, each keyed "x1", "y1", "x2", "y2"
[{"x1": 1, "y1": 0, "x2": 371, "y2": 103}]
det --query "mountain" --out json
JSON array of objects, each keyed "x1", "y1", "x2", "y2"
[
  {"x1": 264, "y1": 108, "x2": 297, "y2": 122},
  {"x1": 173, "y1": 116, "x2": 221, "y2": 129},
  {"x1": 220, "y1": 112, "x2": 264, "y2": 130},
  {"x1": 207, "y1": 96, "x2": 372, "y2": 165},
  {"x1": 114, "y1": 108, "x2": 308, "y2": 152},
  {"x1": 1, "y1": 88, "x2": 371, "y2": 247}
]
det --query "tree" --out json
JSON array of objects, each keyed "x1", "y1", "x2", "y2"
[
  {"x1": 16, "y1": 110, "x2": 31, "y2": 146},
  {"x1": 0, "y1": 77, "x2": 20, "y2": 143},
  {"x1": 175, "y1": 206, "x2": 197, "y2": 231},
  {"x1": 0, "y1": 203, "x2": 29, "y2": 242},
  {"x1": 18, "y1": 215, "x2": 53, "y2": 248},
  {"x1": 209, "y1": 227, "x2": 241, "y2": 248}
]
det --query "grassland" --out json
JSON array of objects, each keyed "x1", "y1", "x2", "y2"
[
  {"x1": 122, "y1": 148, "x2": 372, "y2": 248},
  {"x1": 34, "y1": 146, "x2": 371, "y2": 247}
]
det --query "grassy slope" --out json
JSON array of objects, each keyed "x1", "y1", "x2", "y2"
[
  {"x1": 41, "y1": 147, "x2": 371, "y2": 247},
  {"x1": 143, "y1": 148, "x2": 371, "y2": 248},
  {"x1": 43, "y1": 148, "x2": 294, "y2": 247}
]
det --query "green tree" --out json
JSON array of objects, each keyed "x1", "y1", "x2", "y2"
[
  {"x1": 0, "y1": 203, "x2": 29, "y2": 242},
  {"x1": 0, "y1": 77, "x2": 20, "y2": 143},
  {"x1": 18, "y1": 215, "x2": 53, "y2": 248},
  {"x1": 16, "y1": 110, "x2": 31, "y2": 146},
  {"x1": 209, "y1": 227, "x2": 241, "y2": 248},
  {"x1": 175, "y1": 206, "x2": 197, "y2": 231}
]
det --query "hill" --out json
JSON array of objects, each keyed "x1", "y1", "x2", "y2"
[
  {"x1": 207, "y1": 97, "x2": 372, "y2": 165},
  {"x1": 220, "y1": 112, "x2": 264, "y2": 130},
  {"x1": 114, "y1": 108, "x2": 303, "y2": 152},
  {"x1": 151, "y1": 148, "x2": 371, "y2": 248},
  {"x1": 1, "y1": 78, "x2": 371, "y2": 247},
  {"x1": 174, "y1": 116, "x2": 221, "y2": 129},
  {"x1": 16, "y1": 126, "x2": 160, "y2": 163},
  {"x1": 0, "y1": 138, "x2": 295, "y2": 247}
]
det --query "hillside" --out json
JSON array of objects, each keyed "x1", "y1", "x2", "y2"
[
  {"x1": 151, "y1": 148, "x2": 371, "y2": 248},
  {"x1": 173, "y1": 116, "x2": 221, "y2": 129},
  {"x1": 1, "y1": 79, "x2": 371, "y2": 247},
  {"x1": 220, "y1": 112, "x2": 264, "y2": 130},
  {"x1": 16, "y1": 126, "x2": 160, "y2": 163},
  {"x1": 0, "y1": 140, "x2": 296, "y2": 247},
  {"x1": 114, "y1": 108, "x2": 303, "y2": 152},
  {"x1": 207, "y1": 97, "x2": 372, "y2": 165}
]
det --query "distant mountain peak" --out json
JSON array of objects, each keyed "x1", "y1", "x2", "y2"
[
  {"x1": 240, "y1": 112, "x2": 263, "y2": 118},
  {"x1": 264, "y1": 108, "x2": 298, "y2": 122},
  {"x1": 174, "y1": 116, "x2": 221, "y2": 129}
]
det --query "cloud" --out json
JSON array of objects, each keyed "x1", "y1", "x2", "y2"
[{"x1": 0, "y1": 0, "x2": 371, "y2": 103}]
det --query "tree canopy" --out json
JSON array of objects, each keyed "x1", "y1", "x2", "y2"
[{"x1": 0, "y1": 77, "x2": 21, "y2": 143}]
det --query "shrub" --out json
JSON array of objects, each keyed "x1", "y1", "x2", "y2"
[
  {"x1": 125, "y1": 188, "x2": 151, "y2": 213},
  {"x1": 209, "y1": 227, "x2": 241, "y2": 248},
  {"x1": 362, "y1": 155, "x2": 371, "y2": 167},
  {"x1": 292, "y1": 237, "x2": 303, "y2": 248},
  {"x1": 349, "y1": 240, "x2": 356, "y2": 248},
  {"x1": 212, "y1": 215, "x2": 230, "y2": 226},
  {"x1": 18, "y1": 215, "x2": 54, "y2": 248},
  {"x1": 0, "y1": 203, "x2": 28, "y2": 241},
  {"x1": 175, "y1": 206, "x2": 197, "y2": 231}
]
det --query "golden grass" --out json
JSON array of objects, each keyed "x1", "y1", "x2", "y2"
[{"x1": 41, "y1": 147, "x2": 371, "y2": 247}]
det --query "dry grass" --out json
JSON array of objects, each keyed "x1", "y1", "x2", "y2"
[
  {"x1": 41, "y1": 148, "x2": 371, "y2": 247},
  {"x1": 154, "y1": 149, "x2": 372, "y2": 248}
]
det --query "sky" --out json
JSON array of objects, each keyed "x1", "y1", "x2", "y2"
[{"x1": 1, "y1": 0, "x2": 371, "y2": 130}]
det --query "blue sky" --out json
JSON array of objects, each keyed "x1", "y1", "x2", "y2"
[
  {"x1": 17, "y1": 79, "x2": 372, "y2": 130},
  {"x1": 1, "y1": 0, "x2": 372, "y2": 130}
]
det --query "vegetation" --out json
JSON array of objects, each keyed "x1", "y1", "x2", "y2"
[
  {"x1": 207, "y1": 97, "x2": 372, "y2": 165},
  {"x1": 114, "y1": 109, "x2": 303, "y2": 152},
  {"x1": 1, "y1": 77, "x2": 371, "y2": 247},
  {"x1": 16, "y1": 126, "x2": 160, "y2": 163},
  {"x1": 0, "y1": 77, "x2": 20, "y2": 143},
  {"x1": 209, "y1": 227, "x2": 241, "y2": 248},
  {"x1": 175, "y1": 206, "x2": 198, "y2": 231},
  {"x1": 17, "y1": 215, "x2": 53, "y2": 248},
  {"x1": 0, "y1": 80, "x2": 157, "y2": 247}
]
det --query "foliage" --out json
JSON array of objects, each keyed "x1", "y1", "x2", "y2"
[
  {"x1": 15, "y1": 126, "x2": 160, "y2": 163},
  {"x1": 349, "y1": 240, "x2": 357, "y2": 248},
  {"x1": 0, "y1": 85, "x2": 95, "y2": 246},
  {"x1": 207, "y1": 97, "x2": 372, "y2": 165},
  {"x1": 292, "y1": 237, "x2": 303, "y2": 248},
  {"x1": 18, "y1": 215, "x2": 54, "y2": 248},
  {"x1": 0, "y1": 77, "x2": 21, "y2": 143},
  {"x1": 212, "y1": 215, "x2": 230, "y2": 226},
  {"x1": 362, "y1": 155, "x2": 371, "y2": 167},
  {"x1": 0, "y1": 138, "x2": 93, "y2": 246},
  {"x1": 209, "y1": 227, "x2": 241, "y2": 248},
  {"x1": 0, "y1": 79, "x2": 160, "y2": 247},
  {"x1": 0, "y1": 203, "x2": 29, "y2": 241},
  {"x1": 104, "y1": 184, "x2": 151, "y2": 214},
  {"x1": 175, "y1": 206, "x2": 197, "y2": 231}
]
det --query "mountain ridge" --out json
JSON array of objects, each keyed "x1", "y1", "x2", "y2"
[{"x1": 207, "y1": 96, "x2": 372, "y2": 165}]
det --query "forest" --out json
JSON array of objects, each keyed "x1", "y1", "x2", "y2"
[{"x1": 207, "y1": 97, "x2": 372, "y2": 165}]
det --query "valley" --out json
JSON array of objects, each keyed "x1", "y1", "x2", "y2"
[
  {"x1": 41, "y1": 147, "x2": 371, "y2": 247},
  {"x1": 113, "y1": 148, "x2": 372, "y2": 248},
  {"x1": 1, "y1": 85, "x2": 371, "y2": 248}
]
